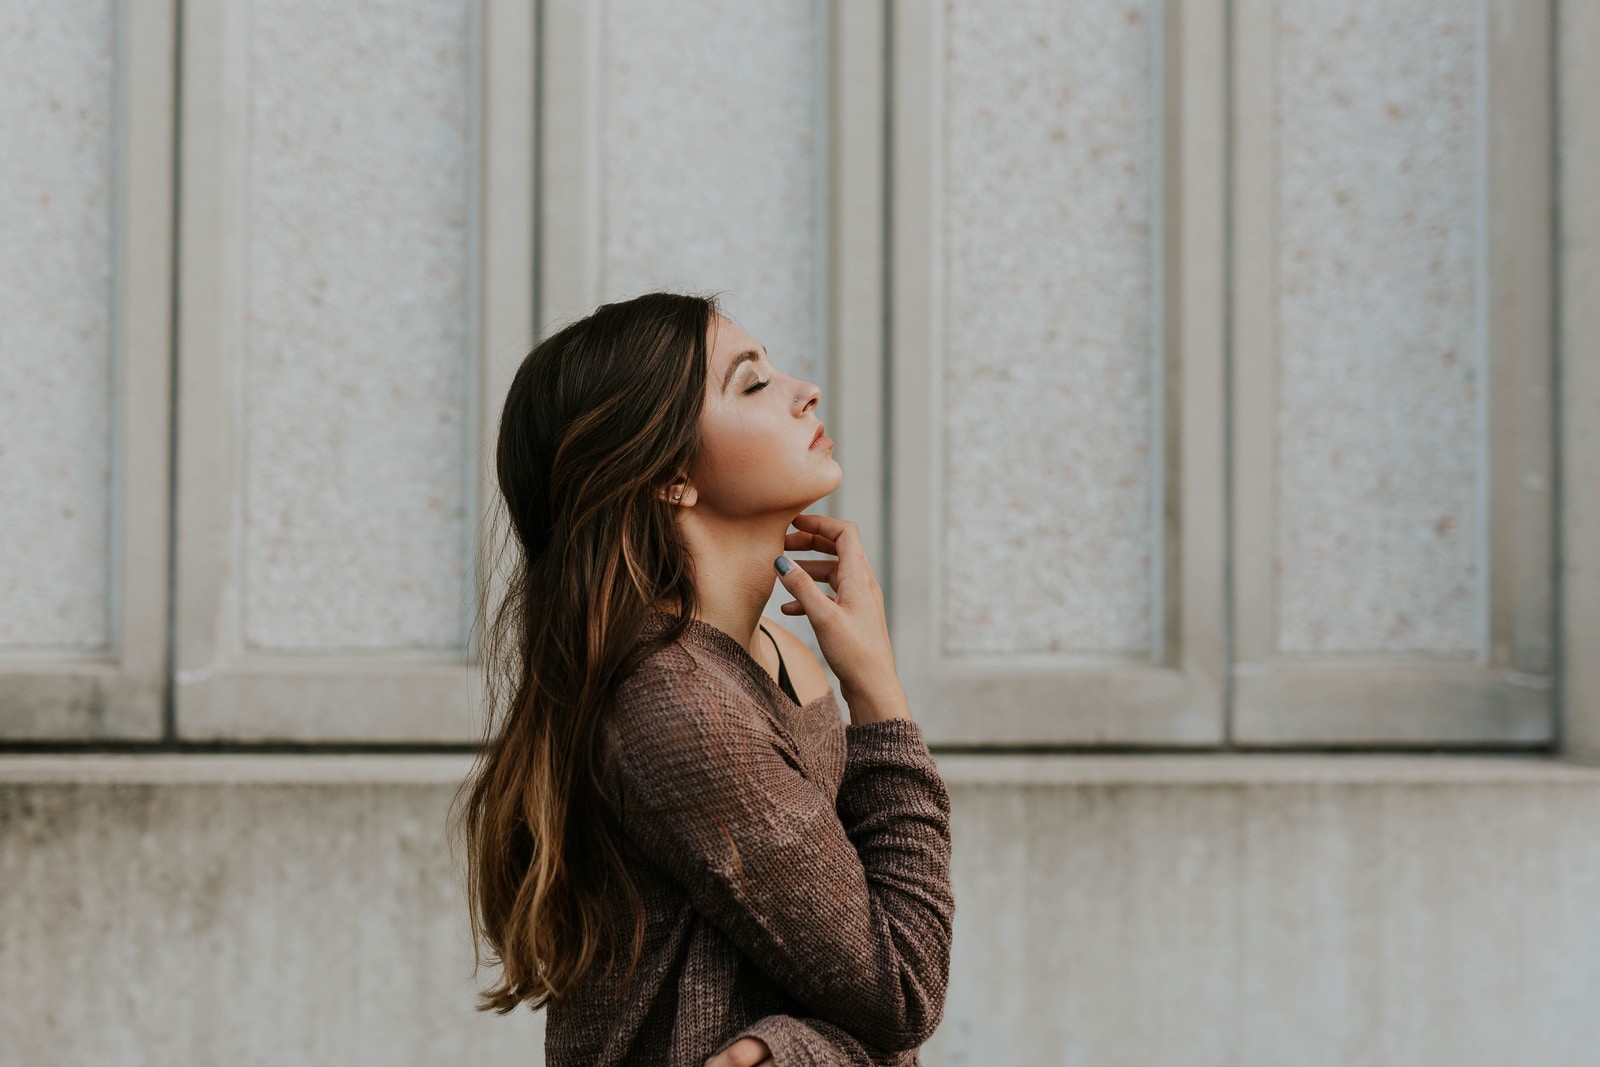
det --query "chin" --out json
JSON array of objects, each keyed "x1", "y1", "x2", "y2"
[{"x1": 813, "y1": 461, "x2": 844, "y2": 497}]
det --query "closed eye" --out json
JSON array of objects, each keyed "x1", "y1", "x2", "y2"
[{"x1": 744, "y1": 378, "x2": 770, "y2": 394}]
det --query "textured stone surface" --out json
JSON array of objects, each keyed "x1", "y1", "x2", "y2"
[
  {"x1": 599, "y1": 0, "x2": 825, "y2": 406},
  {"x1": 1274, "y1": 0, "x2": 1482, "y2": 655},
  {"x1": 0, "y1": 777, "x2": 541, "y2": 1064},
  {"x1": 0, "y1": 0, "x2": 116, "y2": 651},
  {"x1": 931, "y1": 775, "x2": 1600, "y2": 1065},
  {"x1": 4, "y1": 763, "x2": 1599, "y2": 1065},
  {"x1": 242, "y1": 0, "x2": 473, "y2": 652},
  {"x1": 940, "y1": 0, "x2": 1159, "y2": 657}
]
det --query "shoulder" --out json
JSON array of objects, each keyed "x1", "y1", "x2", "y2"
[
  {"x1": 605, "y1": 648, "x2": 791, "y2": 802},
  {"x1": 614, "y1": 636, "x2": 734, "y2": 709},
  {"x1": 608, "y1": 639, "x2": 764, "y2": 746},
  {"x1": 759, "y1": 615, "x2": 831, "y2": 705}
]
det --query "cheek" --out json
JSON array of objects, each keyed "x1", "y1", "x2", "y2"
[{"x1": 697, "y1": 410, "x2": 798, "y2": 490}]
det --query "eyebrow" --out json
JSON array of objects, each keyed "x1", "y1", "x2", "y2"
[{"x1": 720, "y1": 346, "x2": 768, "y2": 393}]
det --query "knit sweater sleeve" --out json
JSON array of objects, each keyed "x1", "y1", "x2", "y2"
[
  {"x1": 715, "y1": 1013, "x2": 912, "y2": 1066},
  {"x1": 607, "y1": 671, "x2": 955, "y2": 1054}
]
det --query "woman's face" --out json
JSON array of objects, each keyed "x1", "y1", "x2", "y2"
[{"x1": 684, "y1": 315, "x2": 841, "y2": 519}]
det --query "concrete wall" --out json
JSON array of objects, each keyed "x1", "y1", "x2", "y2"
[
  {"x1": 0, "y1": 758, "x2": 543, "y2": 1064},
  {"x1": 4, "y1": 1, "x2": 1597, "y2": 1063},
  {"x1": 5, "y1": 755, "x2": 1600, "y2": 1066}
]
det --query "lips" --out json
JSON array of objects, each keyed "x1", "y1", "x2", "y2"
[{"x1": 809, "y1": 423, "x2": 826, "y2": 447}]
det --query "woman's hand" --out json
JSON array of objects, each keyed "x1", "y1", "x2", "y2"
[
  {"x1": 705, "y1": 1035, "x2": 773, "y2": 1067},
  {"x1": 774, "y1": 513, "x2": 911, "y2": 724}
]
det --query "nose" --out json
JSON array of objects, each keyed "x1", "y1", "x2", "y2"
[{"x1": 796, "y1": 378, "x2": 820, "y2": 414}]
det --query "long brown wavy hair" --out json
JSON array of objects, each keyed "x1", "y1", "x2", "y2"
[{"x1": 448, "y1": 290, "x2": 748, "y2": 1014}]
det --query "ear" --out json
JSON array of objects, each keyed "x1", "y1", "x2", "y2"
[{"x1": 656, "y1": 481, "x2": 698, "y2": 507}]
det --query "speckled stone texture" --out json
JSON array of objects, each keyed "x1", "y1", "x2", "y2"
[
  {"x1": 941, "y1": 0, "x2": 1158, "y2": 657},
  {"x1": 1274, "y1": 0, "x2": 1482, "y2": 655},
  {"x1": 599, "y1": 0, "x2": 825, "y2": 404},
  {"x1": 242, "y1": 0, "x2": 472, "y2": 652},
  {"x1": 0, "y1": 0, "x2": 116, "y2": 651}
]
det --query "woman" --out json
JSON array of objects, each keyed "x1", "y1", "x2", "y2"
[{"x1": 451, "y1": 291, "x2": 955, "y2": 1065}]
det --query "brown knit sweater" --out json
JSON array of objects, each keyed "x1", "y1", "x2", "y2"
[{"x1": 543, "y1": 611, "x2": 955, "y2": 1066}]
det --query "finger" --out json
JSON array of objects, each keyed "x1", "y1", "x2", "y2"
[
  {"x1": 791, "y1": 558, "x2": 837, "y2": 586},
  {"x1": 711, "y1": 1038, "x2": 771, "y2": 1066},
  {"x1": 784, "y1": 528, "x2": 839, "y2": 555},
  {"x1": 774, "y1": 553, "x2": 838, "y2": 620},
  {"x1": 779, "y1": 593, "x2": 835, "y2": 614},
  {"x1": 788, "y1": 512, "x2": 858, "y2": 552}
]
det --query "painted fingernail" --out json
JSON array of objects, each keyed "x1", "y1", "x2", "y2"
[{"x1": 774, "y1": 556, "x2": 793, "y2": 575}]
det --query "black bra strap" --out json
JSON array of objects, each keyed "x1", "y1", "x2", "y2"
[{"x1": 757, "y1": 624, "x2": 800, "y2": 704}]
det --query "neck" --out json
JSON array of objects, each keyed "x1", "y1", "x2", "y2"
[{"x1": 652, "y1": 511, "x2": 793, "y2": 656}]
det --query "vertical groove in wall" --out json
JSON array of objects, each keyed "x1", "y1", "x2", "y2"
[
  {"x1": 462, "y1": 0, "x2": 484, "y2": 658},
  {"x1": 531, "y1": 0, "x2": 542, "y2": 341},
  {"x1": 881, "y1": 0, "x2": 895, "y2": 631},
  {"x1": 1474, "y1": 0, "x2": 1492, "y2": 666},
  {"x1": 1221, "y1": 0, "x2": 1237, "y2": 748},
  {"x1": 1153, "y1": 0, "x2": 1171, "y2": 677},
  {"x1": 1549, "y1": 0, "x2": 1564, "y2": 753},
  {"x1": 164, "y1": 0, "x2": 186, "y2": 747},
  {"x1": 815, "y1": 0, "x2": 830, "y2": 518},
  {"x1": 110, "y1": 3, "x2": 128, "y2": 664}
]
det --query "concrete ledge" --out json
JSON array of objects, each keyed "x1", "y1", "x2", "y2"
[
  {"x1": 934, "y1": 752, "x2": 1600, "y2": 785},
  {"x1": 6, "y1": 751, "x2": 1600, "y2": 1064},
  {"x1": 3, "y1": 751, "x2": 1600, "y2": 786},
  {"x1": 0, "y1": 753, "x2": 480, "y2": 784}
]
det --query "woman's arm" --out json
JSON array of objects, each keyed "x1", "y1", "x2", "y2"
[{"x1": 607, "y1": 669, "x2": 955, "y2": 1054}]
